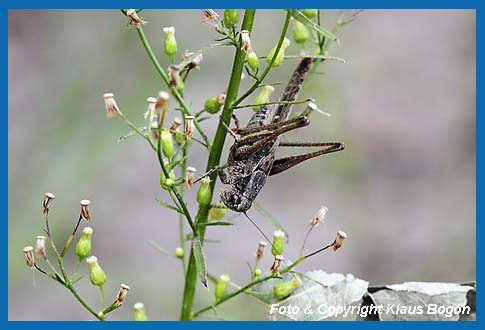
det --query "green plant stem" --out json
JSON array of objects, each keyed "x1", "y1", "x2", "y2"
[
  {"x1": 193, "y1": 257, "x2": 304, "y2": 318},
  {"x1": 178, "y1": 146, "x2": 188, "y2": 274},
  {"x1": 57, "y1": 256, "x2": 104, "y2": 320},
  {"x1": 135, "y1": 24, "x2": 210, "y2": 149},
  {"x1": 179, "y1": 9, "x2": 257, "y2": 321},
  {"x1": 233, "y1": 11, "x2": 291, "y2": 107},
  {"x1": 100, "y1": 285, "x2": 106, "y2": 310},
  {"x1": 72, "y1": 257, "x2": 83, "y2": 281}
]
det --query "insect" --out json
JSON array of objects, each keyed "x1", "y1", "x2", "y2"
[{"x1": 202, "y1": 57, "x2": 344, "y2": 213}]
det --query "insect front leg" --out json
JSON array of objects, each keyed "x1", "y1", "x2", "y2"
[
  {"x1": 193, "y1": 165, "x2": 230, "y2": 184},
  {"x1": 269, "y1": 141, "x2": 345, "y2": 176}
]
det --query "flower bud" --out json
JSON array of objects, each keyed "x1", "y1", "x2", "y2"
[
  {"x1": 214, "y1": 273, "x2": 230, "y2": 302},
  {"x1": 175, "y1": 247, "x2": 185, "y2": 259},
  {"x1": 163, "y1": 26, "x2": 178, "y2": 57},
  {"x1": 252, "y1": 85, "x2": 274, "y2": 111},
  {"x1": 86, "y1": 256, "x2": 106, "y2": 287},
  {"x1": 209, "y1": 200, "x2": 228, "y2": 221},
  {"x1": 184, "y1": 166, "x2": 196, "y2": 189},
  {"x1": 223, "y1": 9, "x2": 239, "y2": 28},
  {"x1": 256, "y1": 241, "x2": 267, "y2": 262},
  {"x1": 310, "y1": 205, "x2": 328, "y2": 226},
  {"x1": 75, "y1": 227, "x2": 93, "y2": 259},
  {"x1": 273, "y1": 277, "x2": 302, "y2": 300},
  {"x1": 197, "y1": 177, "x2": 212, "y2": 206},
  {"x1": 331, "y1": 231, "x2": 347, "y2": 252},
  {"x1": 126, "y1": 9, "x2": 147, "y2": 26},
  {"x1": 254, "y1": 268, "x2": 262, "y2": 277},
  {"x1": 247, "y1": 51, "x2": 259, "y2": 73},
  {"x1": 184, "y1": 115, "x2": 195, "y2": 140},
  {"x1": 270, "y1": 255, "x2": 284, "y2": 274},
  {"x1": 160, "y1": 162, "x2": 177, "y2": 190},
  {"x1": 133, "y1": 302, "x2": 148, "y2": 321},
  {"x1": 240, "y1": 30, "x2": 251, "y2": 52},
  {"x1": 266, "y1": 37, "x2": 291, "y2": 67},
  {"x1": 23, "y1": 246, "x2": 34, "y2": 269},
  {"x1": 80, "y1": 199, "x2": 91, "y2": 221},
  {"x1": 293, "y1": 19, "x2": 310, "y2": 45},
  {"x1": 35, "y1": 235, "x2": 46, "y2": 258},
  {"x1": 103, "y1": 93, "x2": 121, "y2": 118},
  {"x1": 301, "y1": 9, "x2": 318, "y2": 19},
  {"x1": 204, "y1": 94, "x2": 226, "y2": 114},
  {"x1": 43, "y1": 192, "x2": 55, "y2": 215},
  {"x1": 160, "y1": 129, "x2": 175, "y2": 158},
  {"x1": 116, "y1": 284, "x2": 130, "y2": 306},
  {"x1": 271, "y1": 229, "x2": 285, "y2": 256}
]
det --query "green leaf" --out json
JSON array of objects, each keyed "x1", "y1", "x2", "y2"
[
  {"x1": 196, "y1": 221, "x2": 234, "y2": 228},
  {"x1": 192, "y1": 237, "x2": 208, "y2": 288},
  {"x1": 362, "y1": 282, "x2": 476, "y2": 321},
  {"x1": 289, "y1": 10, "x2": 339, "y2": 44},
  {"x1": 155, "y1": 198, "x2": 183, "y2": 214},
  {"x1": 249, "y1": 270, "x2": 368, "y2": 320}
]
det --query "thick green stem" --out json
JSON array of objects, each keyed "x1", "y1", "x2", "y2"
[{"x1": 179, "y1": 9, "x2": 257, "y2": 321}]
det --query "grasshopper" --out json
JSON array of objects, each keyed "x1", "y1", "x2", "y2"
[{"x1": 204, "y1": 57, "x2": 344, "y2": 213}]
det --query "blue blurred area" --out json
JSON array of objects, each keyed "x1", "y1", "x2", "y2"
[{"x1": 8, "y1": 10, "x2": 475, "y2": 320}]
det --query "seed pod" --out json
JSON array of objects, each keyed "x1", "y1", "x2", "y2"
[
  {"x1": 270, "y1": 255, "x2": 284, "y2": 274},
  {"x1": 86, "y1": 256, "x2": 106, "y2": 287},
  {"x1": 196, "y1": 177, "x2": 212, "y2": 206},
  {"x1": 293, "y1": 19, "x2": 310, "y2": 45},
  {"x1": 331, "y1": 231, "x2": 347, "y2": 251},
  {"x1": 35, "y1": 235, "x2": 46, "y2": 258},
  {"x1": 214, "y1": 273, "x2": 230, "y2": 302},
  {"x1": 75, "y1": 227, "x2": 93, "y2": 259},
  {"x1": 266, "y1": 37, "x2": 291, "y2": 67},
  {"x1": 23, "y1": 246, "x2": 34, "y2": 269},
  {"x1": 163, "y1": 26, "x2": 178, "y2": 57},
  {"x1": 223, "y1": 9, "x2": 239, "y2": 28},
  {"x1": 80, "y1": 200, "x2": 91, "y2": 221},
  {"x1": 273, "y1": 277, "x2": 302, "y2": 300},
  {"x1": 247, "y1": 51, "x2": 259, "y2": 73},
  {"x1": 116, "y1": 284, "x2": 130, "y2": 306},
  {"x1": 256, "y1": 241, "x2": 267, "y2": 262},
  {"x1": 271, "y1": 229, "x2": 285, "y2": 256},
  {"x1": 160, "y1": 129, "x2": 175, "y2": 158}
]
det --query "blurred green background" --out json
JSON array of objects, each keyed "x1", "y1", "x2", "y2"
[{"x1": 8, "y1": 10, "x2": 475, "y2": 320}]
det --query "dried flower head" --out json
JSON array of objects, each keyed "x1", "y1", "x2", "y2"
[
  {"x1": 169, "y1": 65, "x2": 181, "y2": 89},
  {"x1": 331, "y1": 231, "x2": 347, "y2": 252},
  {"x1": 144, "y1": 97, "x2": 157, "y2": 121},
  {"x1": 80, "y1": 199, "x2": 91, "y2": 221},
  {"x1": 170, "y1": 117, "x2": 183, "y2": 131},
  {"x1": 184, "y1": 115, "x2": 195, "y2": 139},
  {"x1": 43, "y1": 192, "x2": 55, "y2": 215},
  {"x1": 35, "y1": 235, "x2": 47, "y2": 258},
  {"x1": 202, "y1": 9, "x2": 219, "y2": 22},
  {"x1": 310, "y1": 205, "x2": 328, "y2": 226},
  {"x1": 126, "y1": 9, "x2": 147, "y2": 26},
  {"x1": 256, "y1": 241, "x2": 267, "y2": 262},
  {"x1": 103, "y1": 93, "x2": 121, "y2": 118},
  {"x1": 185, "y1": 166, "x2": 196, "y2": 189},
  {"x1": 23, "y1": 246, "x2": 34, "y2": 269},
  {"x1": 270, "y1": 255, "x2": 284, "y2": 274},
  {"x1": 240, "y1": 30, "x2": 251, "y2": 52},
  {"x1": 156, "y1": 91, "x2": 170, "y2": 113},
  {"x1": 116, "y1": 284, "x2": 131, "y2": 306}
]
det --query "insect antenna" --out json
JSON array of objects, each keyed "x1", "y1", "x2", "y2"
[{"x1": 243, "y1": 211, "x2": 272, "y2": 246}]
